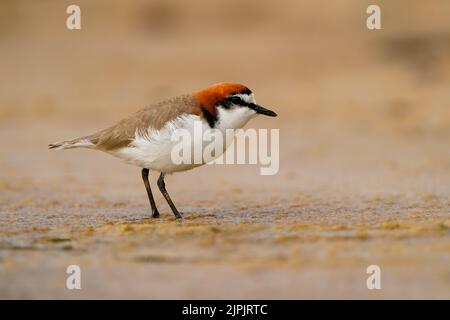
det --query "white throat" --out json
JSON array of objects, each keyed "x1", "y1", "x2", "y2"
[
  {"x1": 215, "y1": 107, "x2": 257, "y2": 131},
  {"x1": 215, "y1": 93, "x2": 258, "y2": 130}
]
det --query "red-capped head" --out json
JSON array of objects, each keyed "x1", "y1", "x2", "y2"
[{"x1": 195, "y1": 82, "x2": 276, "y2": 128}]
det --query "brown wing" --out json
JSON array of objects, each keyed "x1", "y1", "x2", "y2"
[{"x1": 88, "y1": 94, "x2": 201, "y2": 151}]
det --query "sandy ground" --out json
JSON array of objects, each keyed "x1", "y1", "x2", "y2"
[
  {"x1": 0, "y1": 1, "x2": 449, "y2": 299},
  {"x1": 1, "y1": 120, "x2": 449, "y2": 299}
]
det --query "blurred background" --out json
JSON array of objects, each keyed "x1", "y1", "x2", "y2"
[
  {"x1": 0, "y1": 0, "x2": 449, "y2": 299},
  {"x1": 1, "y1": 0, "x2": 450, "y2": 129}
]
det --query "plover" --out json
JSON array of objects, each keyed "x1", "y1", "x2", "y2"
[{"x1": 49, "y1": 82, "x2": 277, "y2": 218}]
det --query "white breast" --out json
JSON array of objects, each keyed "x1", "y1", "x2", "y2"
[{"x1": 110, "y1": 115, "x2": 198, "y2": 173}]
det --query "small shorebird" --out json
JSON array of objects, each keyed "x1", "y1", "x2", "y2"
[{"x1": 49, "y1": 82, "x2": 277, "y2": 218}]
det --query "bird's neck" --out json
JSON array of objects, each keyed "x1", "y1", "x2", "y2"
[{"x1": 215, "y1": 106, "x2": 256, "y2": 131}]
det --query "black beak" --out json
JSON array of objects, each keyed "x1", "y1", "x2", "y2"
[{"x1": 250, "y1": 103, "x2": 277, "y2": 117}]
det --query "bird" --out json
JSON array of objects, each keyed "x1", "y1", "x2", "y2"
[{"x1": 49, "y1": 82, "x2": 277, "y2": 219}]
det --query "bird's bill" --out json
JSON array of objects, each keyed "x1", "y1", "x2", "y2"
[{"x1": 250, "y1": 103, "x2": 277, "y2": 117}]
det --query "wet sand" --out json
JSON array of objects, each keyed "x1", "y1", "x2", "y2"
[{"x1": 1, "y1": 120, "x2": 449, "y2": 299}]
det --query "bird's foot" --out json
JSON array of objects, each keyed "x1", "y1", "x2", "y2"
[
  {"x1": 152, "y1": 210, "x2": 160, "y2": 218},
  {"x1": 173, "y1": 211, "x2": 183, "y2": 219}
]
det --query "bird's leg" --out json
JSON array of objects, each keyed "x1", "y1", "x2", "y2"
[
  {"x1": 141, "y1": 168, "x2": 160, "y2": 218},
  {"x1": 157, "y1": 173, "x2": 182, "y2": 219}
]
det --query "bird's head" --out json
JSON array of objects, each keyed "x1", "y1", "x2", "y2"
[{"x1": 195, "y1": 82, "x2": 277, "y2": 128}]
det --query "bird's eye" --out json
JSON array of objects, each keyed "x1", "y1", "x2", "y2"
[{"x1": 229, "y1": 96, "x2": 242, "y2": 105}]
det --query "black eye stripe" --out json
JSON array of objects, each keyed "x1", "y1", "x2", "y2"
[
  {"x1": 219, "y1": 95, "x2": 252, "y2": 109},
  {"x1": 229, "y1": 96, "x2": 244, "y2": 104}
]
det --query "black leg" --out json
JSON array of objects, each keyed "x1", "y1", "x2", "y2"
[
  {"x1": 141, "y1": 168, "x2": 160, "y2": 218},
  {"x1": 157, "y1": 173, "x2": 182, "y2": 219}
]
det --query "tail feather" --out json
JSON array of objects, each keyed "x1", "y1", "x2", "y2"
[
  {"x1": 48, "y1": 137, "x2": 95, "y2": 150},
  {"x1": 48, "y1": 143, "x2": 64, "y2": 149}
]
